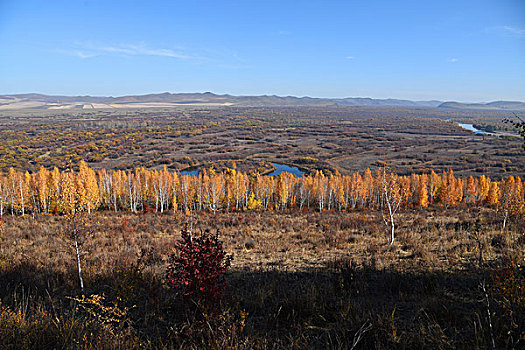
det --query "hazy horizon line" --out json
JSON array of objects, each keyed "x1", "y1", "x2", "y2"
[{"x1": 1, "y1": 91, "x2": 524, "y2": 104}]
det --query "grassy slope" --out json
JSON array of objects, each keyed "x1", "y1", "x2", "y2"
[{"x1": 0, "y1": 208, "x2": 523, "y2": 348}]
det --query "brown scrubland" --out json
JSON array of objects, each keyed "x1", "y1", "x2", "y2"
[
  {"x1": 0, "y1": 205, "x2": 523, "y2": 348},
  {"x1": 0, "y1": 107, "x2": 524, "y2": 178}
]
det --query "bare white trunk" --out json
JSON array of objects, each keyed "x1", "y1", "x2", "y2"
[
  {"x1": 389, "y1": 212, "x2": 395, "y2": 245},
  {"x1": 73, "y1": 227, "x2": 84, "y2": 293},
  {"x1": 19, "y1": 179, "x2": 25, "y2": 216}
]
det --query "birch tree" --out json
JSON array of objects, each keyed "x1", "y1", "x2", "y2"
[{"x1": 380, "y1": 169, "x2": 402, "y2": 246}]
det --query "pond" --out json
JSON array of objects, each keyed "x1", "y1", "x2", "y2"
[
  {"x1": 179, "y1": 163, "x2": 305, "y2": 177},
  {"x1": 268, "y1": 163, "x2": 304, "y2": 177},
  {"x1": 180, "y1": 167, "x2": 200, "y2": 176}
]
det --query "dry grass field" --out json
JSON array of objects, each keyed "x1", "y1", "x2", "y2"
[{"x1": 0, "y1": 208, "x2": 523, "y2": 349}]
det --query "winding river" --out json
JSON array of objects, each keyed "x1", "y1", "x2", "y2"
[{"x1": 457, "y1": 123, "x2": 487, "y2": 134}]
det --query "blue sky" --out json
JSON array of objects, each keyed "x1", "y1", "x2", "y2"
[{"x1": 1, "y1": 0, "x2": 524, "y2": 101}]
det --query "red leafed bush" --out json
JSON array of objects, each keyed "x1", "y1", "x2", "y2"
[{"x1": 167, "y1": 228, "x2": 233, "y2": 306}]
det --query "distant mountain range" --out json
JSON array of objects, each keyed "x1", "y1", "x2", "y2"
[
  {"x1": 437, "y1": 101, "x2": 525, "y2": 111},
  {"x1": 0, "y1": 92, "x2": 523, "y2": 110}
]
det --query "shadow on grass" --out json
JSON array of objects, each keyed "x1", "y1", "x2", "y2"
[{"x1": 0, "y1": 260, "x2": 520, "y2": 349}]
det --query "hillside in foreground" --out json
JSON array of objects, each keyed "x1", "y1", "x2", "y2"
[{"x1": 0, "y1": 208, "x2": 523, "y2": 349}]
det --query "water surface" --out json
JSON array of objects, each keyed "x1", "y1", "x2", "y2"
[
  {"x1": 179, "y1": 163, "x2": 305, "y2": 177},
  {"x1": 180, "y1": 167, "x2": 200, "y2": 176},
  {"x1": 268, "y1": 163, "x2": 304, "y2": 177},
  {"x1": 457, "y1": 123, "x2": 487, "y2": 134}
]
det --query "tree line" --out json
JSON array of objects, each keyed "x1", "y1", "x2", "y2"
[{"x1": 0, "y1": 161, "x2": 523, "y2": 219}]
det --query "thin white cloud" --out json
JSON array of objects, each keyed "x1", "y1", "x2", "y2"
[
  {"x1": 448, "y1": 58, "x2": 458, "y2": 62},
  {"x1": 488, "y1": 25, "x2": 525, "y2": 38},
  {"x1": 346, "y1": 56, "x2": 355, "y2": 59},
  {"x1": 278, "y1": 30, "x2": 291, "y2": 35},
  {"x1": 96, "y1": 44, "x2": 191, "y2": 59},
  {"x1": 75, "y1": 51, "x2": 97, "y2": 59},
  {"x1": 55, "y1": 49, "x2": 99, "y2": 59},
  {"x1": 502, "y1": 26, "x2": 525, "y2": 37},
  {"x1": 60, "y1": 42, "x2": 201, "y2": 60}
]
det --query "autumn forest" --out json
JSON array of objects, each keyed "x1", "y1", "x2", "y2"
[{"x1": 1, "y1": 161, "x2": 523, "y2": 219}]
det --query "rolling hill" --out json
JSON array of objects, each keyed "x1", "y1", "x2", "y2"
[
  {"x1": 438, "y1": 100, "x2": 525, "y2": 111},
  {"x1": 0, "y1": 92, "x2": 522, "y2": 110},
  {"x1": 0, "y1": 92, "x2": 442, "y2": 110}
]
